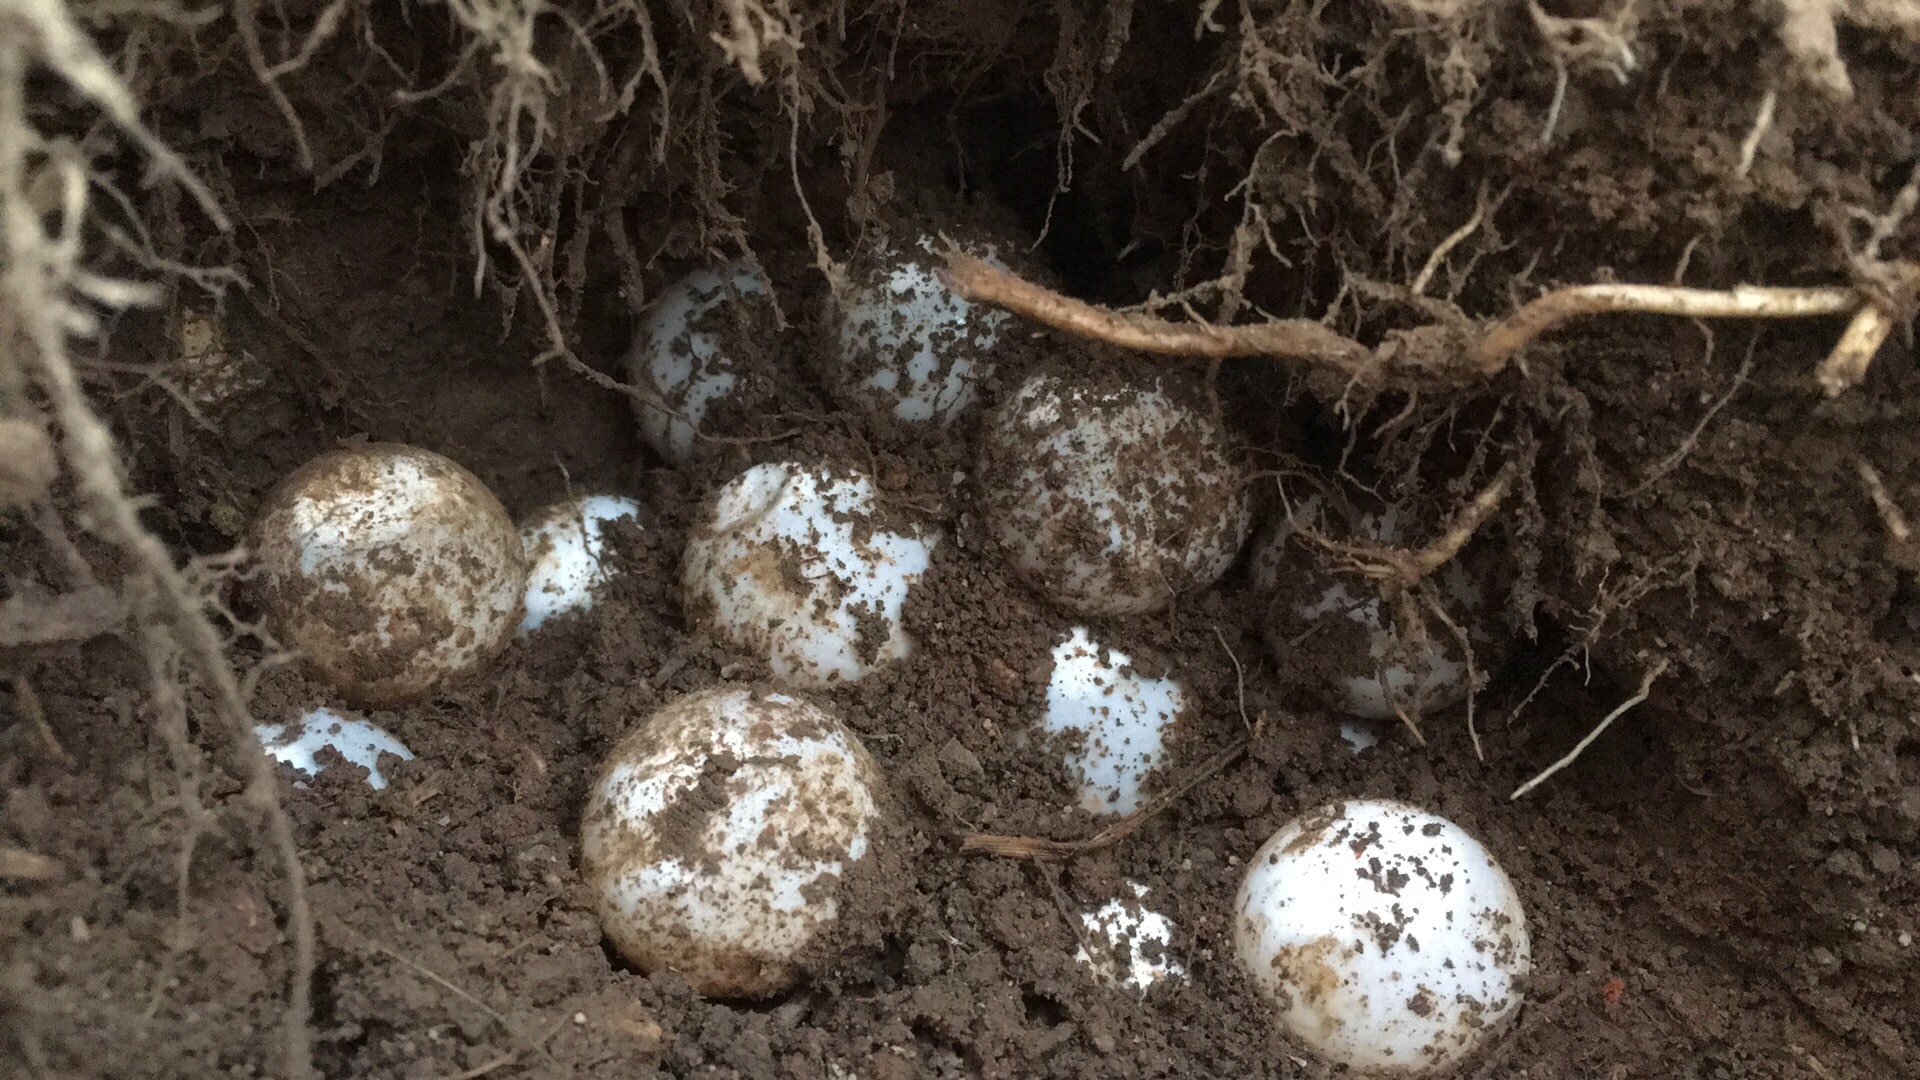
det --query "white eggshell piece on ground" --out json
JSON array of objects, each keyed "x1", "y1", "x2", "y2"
[
  {"x1": 1338, "y1": 720, "x2": 1380, "y2": 754},
  {"x1": 579, "y1": 686, "x2": 886, "y2": 999},
  {"x1": 1257, "y1": 499, "x2": 1492, "y2": 721},
  {"x1": 628, "y1": 263, "x2": 777, "y2": 463},
  {"x1": 834, "y1": 235, "x2": 1010, "y2": 424},
  {"x1": 250, "y1": 444, "x2": 526, "y2": 707},
  {"x1": 1235, "y1": 799, "x2": 1531, "y2": 1073},
  {"x1": 978, "y1": 373, "x2": 1251, "y2": 617},
  {"x1": 255, "y1": 707, "x2": 413, "y2": 790},
  {"x1": 682, "y1": 462, "x2": 938, "y2": 688},
  {"x1": 1044, "y1": 627, "x2": 1185, "y2": 815},
  {"x1": 1076, "y1": 882, "x2": 1185, "y2": 992},
  {"x1": 517, "y1": 494, "x2": 645, "y2": 635}
]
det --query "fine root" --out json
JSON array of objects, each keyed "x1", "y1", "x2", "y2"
[
  {"x1": 1857, "y1": 458, "x2": 1920, "y2": 574},
  {"x1": 1510, "y1": 657, "x2": 1669, "y2": 800}
]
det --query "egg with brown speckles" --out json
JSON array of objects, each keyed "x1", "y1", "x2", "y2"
[
  {"x1": 1234, "y1": 799, "x2": 1531, "y2": 1073},
  {"x1": 249, "y1": 444, "x2": 526, "y2": 707},
  {"x1": 977, "y1": 371, "x2": 1251, "y2": 617},
  {"x1": 580, "y1": 686, "x2": 890, "y2": 999},
  {"x1": 681, "y1": 461, "x2": 939, "y2": 688}
]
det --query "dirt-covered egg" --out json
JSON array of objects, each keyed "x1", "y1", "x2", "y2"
[
  {"x1": 681, "y1": 461, "x2": 938, "y2": 688},
  {"x1": 1044, "y1": 627, "x2": 1185, "y2": 815},
  {"x1": 1256, "y1": 496, "x2": 1499, "y2": 721},
  {"x1": 626, "y1": 262, "x2": 781, "y2": 463},
  {"x1": 977, "y1": 371, "x2": 1251, "y2": 616},
  {"x1": 517, "y1": 494, "x2": 645, "y2": 635},
  {"x1": 250, "y1": 444, "x2": 526, "y2": 707},
  {"x1": 579, "y1": 686, "x2": 891, "y2": 999},
  {"x1": 828, "y1": 232, "x2": 1012, "y2": 425},
  {"x1": 1077, "y1": 881, "x2": 1185, "y2": 993},
  {"x1": 255, "y1": 706, "x2": 414, "y2": 790},
  {"x1": 1235, "y1": 799, "x2": 1531, "y2": 1073}
]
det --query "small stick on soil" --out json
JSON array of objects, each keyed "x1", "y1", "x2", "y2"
[
  {"x1": 939, "y1": 254, "x2": 1373, "y2": 369},
  {"x1": 961, "y1": 734, "x2": 1253, "y2": 861},
  {"x1": 8, "y1": 673, "x2": 74, "y2": 767},
  {"x1": 1735, "y1": 89, "x2": 1777, "y2": 178},
  {"x1": 1471, "y1": 283, "x2": 1860, "y2": 374},
  {"x1": 1816, "y1": 297, "x2": 1898, "y2": 396},
  {"x1": 1856, "y1": 458, "x2": 1920, "y2": 573},
  {"x1": 1509, "y1": 658, "x2": 1669, "y2": 800},
  {"x1": 0, "y1": 845, "x2": 65, "y2": 882},
  {"x1": 1211, "y1": 626, "x2": 1253, "y2": 732}
]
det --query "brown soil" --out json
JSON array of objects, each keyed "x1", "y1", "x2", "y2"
[{"x1": 5, "y1": 2, "x2": 1920, "y2": 1079}]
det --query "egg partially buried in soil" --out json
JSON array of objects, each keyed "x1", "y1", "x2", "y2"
[
  {"x1": 626, "y1": 262, "x2": 782, "y2": 463},
  {"x1": 250, "y1": 444, "x2": 526, "y2": 707},
  {"x1": 827, "y1": 231, "x2": 1013, "y2": 426},
  {"x1": 1254, "y1": 496, "x2": 1499, "y2": 721},
  {"x1": 1234, "y1": 799, "x2": 1531, "y2": 1073},
  {"x1": 255, "y1": 706, "x2": 413, "y2": 790},
  {"x1": 1076, "y1": 881, "x2": 1185, "y2": 993},
  {"x1": 517, "y1": 494, "x2": 646, "y2": 636},
  {"x1": 681, "y1": 461, "x2": 939, "y2": 688},
  {"x1": 579, "y1": 686, "x2": 892, "y2": 999},
  {"x1": 977, "y1": 371, "x2": 1252, "y2": 617},
  {"x1": 1043, "y1": 626, "x2": 1185, "y2": 816}
]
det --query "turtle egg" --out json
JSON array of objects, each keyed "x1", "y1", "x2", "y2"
[
  {"x1": 255, "y1": 706, "x2": 413, "y2": 790},
  {"x1": 1235, "y1": 799, "x2": 1531, "y2": 1073},
  {"x1": 518, "y1": 494, "x2": 645, "y2": 635},
  {"x1": 250, "y1": 444, "x2": 526, "y2": 707},
  {"x1": 626, "y1": 263, "x2": 781, "y2": 463},
  {"x1": 1256, "y1": 498, "x2": 1496, "y2": 721},
  {"x1": 580, "y1": 686, "x2": 889, "y2": 999},
  {"x1": 681, "y1": 461, "x2": 938, "y2": 688},
  {"x1": 829, "y1": 233, "x2": 1011, "y2": 424},
  {"x1": 1077, "y1": 882, "x2": 1185, "y2": 992},
  {"x1": 1044, "y1": 627, "x2": 1185, "y2": 815},
  {"x1": 978, "y1": 372, "x2": 1251, "y2": 616}
]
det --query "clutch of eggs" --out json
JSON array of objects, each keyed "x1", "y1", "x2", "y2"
[
  {"x1": 977, "y1": 371, "x2": 1251, "y2": 617},
  {"x1": 579, "y1": 686, "x2": 894, "y2": 999},
  {"x1": 1255, "y1": 494, "x2": 1502, "y2": 721},
  {"x1": 1235, "y1": 799, "x2": 1531, "y2": 1072},
  {"x1": 626, "y1": 262, "x2": 782, "y2": 463},
  {"x1": 682, "y1": 461, "x2": 939, "y2": 688},
  {"x1": 249, "y1": 444, "x2": 525, "y2": 707}
]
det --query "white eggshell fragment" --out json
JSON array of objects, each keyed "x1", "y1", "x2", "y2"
[
  {"x1": 250, "y1": 444, "x2": 526, "y2": 707},
  {"x1": 1256, "y1": 498, "x2": 1496, "y2": 721},
  {"x1": 1044, "y1": 627, "x2": 1185, "y2": 815},
  {"x1": 517, "y1": 494, "x2": 645, "y2": 635},
  {"x1": 627, "y1": 263, "x2": 780, "y2": 463},
  {"x1": 1235, "y1": 799, "x2": 1531, "y2": 1073},
  {"x1": 580, "y1": 686, "x2": 888, "y2": 999},
  {"x1": 831, "y1": 233, "x2": 1011, "y2": 424},
  {"x1": 978, "y1": 372, "x2": 1251, "y2": 616},
  {"x1": 1077, "y1": 882, "x2": 1185, "y2": 992},
  {"x1": 682, "y1": 462, "x2": 938, "y2": 688},
  {"x1": 255, "y1": 706, "x2": 414, "y2": 790}
]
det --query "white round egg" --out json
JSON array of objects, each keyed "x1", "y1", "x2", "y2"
[
  {"x1": 255, "y1": 706, "x2": 414, "y2": 790},
  {"x1": 681, "y1": 461, "x2": 938, "y2": 688},
  {"x1": 978, "y1": 372, "x2": 1251, "y2": 616},
  {"x1": 1077, "y1": 881, "x2": 1185, "y2": 993},
  {"x1": 627, "y1": 263, "x2": 780, "y2": 463},
  {"x1": 517, "y1": 494, "x2": 645, "y2": 635},
  {"x1": 579, "y1": 686, "x2": 889, "y2": 999},
  {"x1": 1044, "y1": 627, "x2": 1185, "y2": 816},
  {"x1": 1235, "y1": 799, "x2": 1531, "y2": 1073},
  {"x1": 1256, "y1": 497, "x2": 1497, "y2": 721},
  {"x1": 250, "y1": 444, "x2": 526, "y2": 707},
  {"x1": 829, "y1": 233, "x2": 1011, "y2": 424}
]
